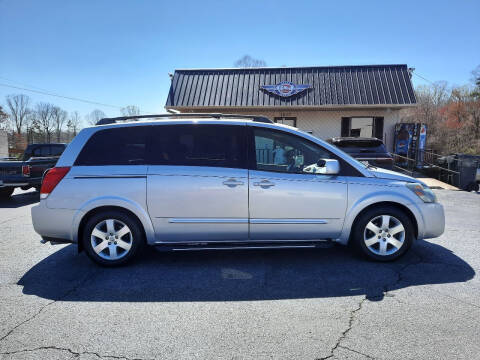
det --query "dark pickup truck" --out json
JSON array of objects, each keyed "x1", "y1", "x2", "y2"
[
  {"x1": 327, "y1": 137, "x2": 394, "y2": 170},
  {"x1": 0, "y1": 143, "x2": 67, "y2": 198}
]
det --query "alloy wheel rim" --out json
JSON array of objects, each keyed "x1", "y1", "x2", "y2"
[
  {"x1": 363, "y1": 215, "x2": 405, "y2": 256},
  {"x1": 90, "y1": 219, "x2": 133, "y2": 260}
]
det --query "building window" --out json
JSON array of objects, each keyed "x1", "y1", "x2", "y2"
[
  {"x1": 274, "y1": 117, "x2": 297, "y2": 127},
  {"x1": 350, "y1": 117, "x2": 374, "y2": 137},
  {"x1": 341, "y1": 117, "x2": 384, "y2": 140}
]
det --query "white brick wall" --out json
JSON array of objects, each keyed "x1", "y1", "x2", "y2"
[
  {"x1": 0, "y1": 130, "x2": 8, "y2": 157},
  {"x1": 187, "y1": 108, "x2": 402, "y2": 151}
]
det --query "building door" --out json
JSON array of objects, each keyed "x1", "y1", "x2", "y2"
[{"x1": 274, "y1": 117, "x2": 297, "y2": 127}]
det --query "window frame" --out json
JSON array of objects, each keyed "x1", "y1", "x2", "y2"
[{"x1": 247, "y1": 126, "x2": 364, "y2": 177}]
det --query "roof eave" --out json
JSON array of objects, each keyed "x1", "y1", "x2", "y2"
[{"x1": 165, "y1": 103, "x2": 417, "y2": 111}]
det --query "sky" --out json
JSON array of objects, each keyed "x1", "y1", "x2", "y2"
[{"x1": 0, "y1": 0, "x2": 479, "y2": 125}]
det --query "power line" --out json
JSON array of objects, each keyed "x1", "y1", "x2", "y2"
[
  {"x1": 412, "y1": 71, "x2": 435, "y2": 85},
  {"x1": 0, "y1": 82, "x2": 123, "y2": 109},
  {"x1": 0, "y1": 76, "x2": 55, "y2": 93}
]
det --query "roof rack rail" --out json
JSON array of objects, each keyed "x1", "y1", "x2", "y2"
[{"x1": 95, "y1": 113, "x2": 273, "y2": 125}]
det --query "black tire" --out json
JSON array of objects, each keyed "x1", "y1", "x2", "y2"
[
  {"x1": 0, "y1": 187, "x2": 14, "y2": 199},
  {"x1": 82, "y1": 210, "x2": 145, "y2": 267},
  {"x1": 466, "y1": 182, "x2": 479, "y2": 192},
  {"x1": 351, "y1": 206, "x2": 414, "y2": 262}
]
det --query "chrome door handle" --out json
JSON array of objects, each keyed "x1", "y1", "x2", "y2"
[
  {"x1": 253, "y1": 180, "x2": 275, "y2": 188},
  {"x1": 222, "y1": 178, "x2": 244, "y2": 187}
]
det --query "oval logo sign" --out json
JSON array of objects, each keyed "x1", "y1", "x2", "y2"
[{"x1": 261, "y1": 81, "x2": 311, "y2": 97}]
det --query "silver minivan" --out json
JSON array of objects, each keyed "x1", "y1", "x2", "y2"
[{"x1": 31, "y1": 114, "x2": 445, "y2": 266}]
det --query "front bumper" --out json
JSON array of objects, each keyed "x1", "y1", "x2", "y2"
[
  {"x1": 31, "y1": 201, "x2": 78, "y2": 242},
  {"x1": 418, "y1": 202, "x2": 445, "y2": 239}
]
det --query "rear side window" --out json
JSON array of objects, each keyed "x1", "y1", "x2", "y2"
[
  {"x1": 30, "y1": 146, "x2": 49, "y2": 157},
  {"x1": 149, "y1": 124, "x2": 246, "y2": 169},
  {"x1": 50, "y1": 145, "x2": 65, "y2": 156},
  {"x1": 75, "y1": 127, "x2": 148, "y2": 166}
]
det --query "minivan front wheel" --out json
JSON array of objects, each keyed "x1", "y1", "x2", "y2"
[
  {"x1": 352, "y1": 206, "x2": 414, "y2": 261},
  {"x1": 82, "y1": 211, "x2": 144, "y2": 266}
]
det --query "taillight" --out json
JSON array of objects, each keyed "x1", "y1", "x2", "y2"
[
  {"x1": 40, "y1": 167, "x2": 70, "y2": 199},
  {"x1": 22, "y1": 165, "x2": 31, "y2": 177}
]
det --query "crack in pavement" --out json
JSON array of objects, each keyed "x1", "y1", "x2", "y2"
[
  {"x1": 337, "y1": 345, "x2": 376, "y2": 359},
  {"x1": 0, "y1": 345, "x2": 154, "y2": 360},
  {"x1": 0, "y1": 269, "x2": 97, "y2": 344},
  {"x1": 316, "y1": 249, "x2": 431, "y2": 360},
  {"x1": 319, "y1": 296, "x2": 368, "y2": 360}
]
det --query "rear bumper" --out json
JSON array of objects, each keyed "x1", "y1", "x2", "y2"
[
  {"x1": 0, "y1": 177, "x2": 42, "y2": 188},
  {"x1": 31, "y1": 201, "x2": 78, "y2": 243},
  {"x1": 418, "y1": 202, "x2": 445, "y2": 239}
]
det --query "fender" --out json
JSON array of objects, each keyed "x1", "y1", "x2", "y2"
[
  {"x1": 71, "y1": 195, "x2": 156, "y2": 244},
  {"x1": 337, "y1": 188, "x2": 426, "y2": 245}
]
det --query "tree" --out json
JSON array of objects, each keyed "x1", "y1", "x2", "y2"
[
  {"x1": 86, "y1": 109, "x2": 106, "y2": 125},
  {"x1": 121, "y1": 105, "x2": 140, "y2": 116},
  {"x1": 0, "y1": 106, "x2": 8, "y2": 130},
  {"x1": 67, "y1": 111, "x2": 81, "y2": 137},
  {"x1": 5, "y1": 94, "x2": 31, "y2": 134},
  {"x1": 472, "y1": 65, "x2": 480, "y2": 98},
  {"x1": 234, "y1": 55, "x2": 267, "y2": 68},
  {"x1": 52, "y1": 106, "x2": 68, "y2": 142},
  {"x1": 34, "y1": 102, "x2": 55, "y2": 142}
]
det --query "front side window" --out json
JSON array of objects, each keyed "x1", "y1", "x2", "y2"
[
  {"x1": 253, "y1": 128, "x2": 333, "y2": 174},
  {"x1": 150, "y1": 124, "x2": 246, "y2": 169}
]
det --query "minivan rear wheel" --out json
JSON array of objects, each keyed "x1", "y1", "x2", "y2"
[
  {"x1": 82, "y1": 210, "x2": 144, "y2": 266},
  {"x1": 351, "y1": 206, "x2": 414, "y2": 262}
]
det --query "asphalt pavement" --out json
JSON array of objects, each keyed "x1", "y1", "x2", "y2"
[{"x1": 0, "y1": 189, "x2": 479, "y2": 360}]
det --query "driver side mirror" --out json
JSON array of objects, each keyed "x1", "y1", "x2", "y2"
[{"x1": 316, "y1": 158, "x2": 340, "y2": 175}]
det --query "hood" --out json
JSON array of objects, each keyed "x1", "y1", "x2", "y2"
[{"x1": 369, "y1": 167, "x2": 426, "y2": 186}]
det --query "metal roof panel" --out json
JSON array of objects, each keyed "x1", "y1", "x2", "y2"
[{"x1": 165, "y1": 64, "x2": 416, "y2": 108}]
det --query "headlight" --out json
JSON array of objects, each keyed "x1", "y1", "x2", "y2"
[{"x1": 406, "y1": 183, "x2": 437, "y2": 203}]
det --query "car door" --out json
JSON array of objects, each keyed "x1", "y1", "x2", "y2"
[
  {"x1": 248, "y1": 125, "x2": 348, "y2": 240},
  {"x1": 147, "y1": 123, "x2": 249, "y2": 242}
]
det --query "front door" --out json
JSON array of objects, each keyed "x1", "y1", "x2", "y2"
[
  {"x1": 248, "y1": 126, "x2": 348, "y2": 240},
  {"x1": 147, "y1": 124, "x2": 249, "y2": 242}
]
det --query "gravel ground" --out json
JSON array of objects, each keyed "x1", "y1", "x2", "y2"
[{"x1": 0, "y1": 188, "x2": 479, "y2": 360}]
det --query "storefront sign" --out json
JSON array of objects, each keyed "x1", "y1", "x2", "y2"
[{"x1": 261, "y1": 81, "x2": 312, "y2": 97}]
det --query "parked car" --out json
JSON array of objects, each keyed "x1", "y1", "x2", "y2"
[
  {"x1": 0, "y1": 143, "x2": 67, "y2": 198},
  {"x1": 327, "y1": 137, "x2": 394, "y2": 170},
  {"x1": 31, "y1": 114, "x2": 445, "y2": 266}
]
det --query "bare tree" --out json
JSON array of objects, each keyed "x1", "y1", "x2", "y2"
[
  {"x1": 234, "y1": 55, "x2": 267, "y2": 68},
  {"x1": 86, "y1": 109, "x2": 106, "y2": 125},
  {"x1": 121, "y1": 105, "x2": 140, "y2": 116},
  {"x1": 34, "y1": 102, "x2": 55, "y2": 142},
  {"x1": 5, "y1": 94, "x2": 31, "y2": 134},
  {"x1": 67, "y1": 111, "x2": 81, "y2": 138},
  {"x1": 52, "y1": 106, "x2": 68, "y2": 142},
  {"x1": 0, "y1": 106, "x2": 8, "y2": 130}
]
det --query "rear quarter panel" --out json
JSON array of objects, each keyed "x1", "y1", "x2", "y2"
[{"x1": 45, "y1": 165, "x2": 155, "y2": 243}]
